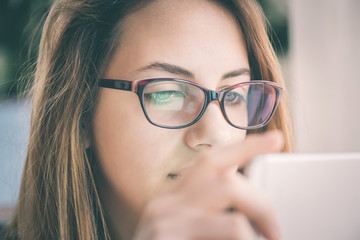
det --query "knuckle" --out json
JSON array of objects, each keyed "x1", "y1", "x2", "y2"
[
  {"x1": 221, "y1": 174, "x2": 239, "y2": 193},
  {"x1": 149, "y1": 220, "x2": 168, "y2": 239},
  {"x1": 142, "y1": 201, "x2": 173, "y2": 239},
  {"x1": 227, "y1": 215, "x2": 248, "y2": 238},
  {"x1": 259, "y1": 196, "x2": 274, "y2": 212},
  {"x1": 256, "y1": 200, "x2": 276, "y2": 221},
  {"x1": 144, "y1": 197, "x2": 170, "y2": 220},
  {"x1": 146, "y1": 199, "x2": 162, "y2": 216}
]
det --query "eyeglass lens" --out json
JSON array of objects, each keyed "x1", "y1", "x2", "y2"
[
  {"x1": 143, "y1": 80, "x2": 277, "y2": 128},
  {"x1": 224, "y1": 84, "x2": 276, "y2": 128}
]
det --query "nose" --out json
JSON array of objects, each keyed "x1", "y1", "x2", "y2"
[{"x1": 184, "y1": 101, "x2": 244, "y2": 151}]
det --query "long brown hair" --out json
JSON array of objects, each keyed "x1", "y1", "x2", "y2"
[{"x1": 4, "y1": 0, "x2": 293, "y2": 239}]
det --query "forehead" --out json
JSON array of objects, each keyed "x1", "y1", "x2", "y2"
[
  {"x1": 121, "y1": 0, "x2": 243, "y2": 41},
  {"x1": 106, "y1": 0, "x2": 249, "y2": 83}
]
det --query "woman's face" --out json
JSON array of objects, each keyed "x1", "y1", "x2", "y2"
[{"x1": 92, "y1": 0, "x2": 250, "y2": 231}]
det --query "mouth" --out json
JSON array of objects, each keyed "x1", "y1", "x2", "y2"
[
  {"x1": 167, "y1": 164, "x2": 191, "y2": 180},
  {"x1": 167, "y1": 173, "x2": 180, "y2": 179},
  {"x1": 237, "y1": 168, "x2": 245, "y2": 174},
  {"x1": 168, "y1": 167, "x2": 244, "y2": 180}
]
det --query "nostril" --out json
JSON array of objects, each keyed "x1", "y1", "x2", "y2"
[{"x1": 167, "y1": 173, "x2": 179, "y2": 179}]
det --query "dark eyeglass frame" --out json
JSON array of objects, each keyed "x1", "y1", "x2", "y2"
[{"x1": 99, "y1": 78, "x2": 282, "y2": 130}]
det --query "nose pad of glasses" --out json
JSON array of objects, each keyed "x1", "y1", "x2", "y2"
[
  {"x1": 209, "y1": 90, "x2": 219, "y2": 101},
  {"x1": 202, "y1": 90, "x2": 226, "y2": 119}
]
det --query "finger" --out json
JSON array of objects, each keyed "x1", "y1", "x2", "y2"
[
  {"x1": 208, "y1": 130, "x2": 284, "y2": 172},
  {"x1": 195, "y1": 213, "x2": 256, "y2": 240},
  {"x1": 188, "y1": 213, "x2": 257, "y2": 240},
  {"x1": 168, "y1": 131, "x2": 284, "y2": 204},
  {"x1": 173, "y1": 130, "x2": 284, "y2": 188},
  {"x1": 155, "y1": 208, "x2": 258, "y2": 240},
  {"x1": 178, "y1": 172, "x2": 281, "y2": 239},
  {"x1": 173, "y1": 167, "x2": 282, "y2": 240},
  {"x1": 225, "y1": 173, "x2": 282, "y2": 240}
]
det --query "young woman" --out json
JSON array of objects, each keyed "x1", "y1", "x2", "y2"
[{"x1": 3, "y1": 0, "x2": 293, "y2": 239}]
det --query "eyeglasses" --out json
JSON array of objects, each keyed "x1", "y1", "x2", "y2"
[{"x1": 99, "y1": 78, "x2": 282, "y2": 130}]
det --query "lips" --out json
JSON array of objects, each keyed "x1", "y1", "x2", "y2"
[
  {"x1": 168, "y1": 166, "x2": 244, "y2": 180},
  {"x1": 167, "y1": 164, "x2": 193, "y2": 180},
  {"x1": 167, "y1": 173, "x2": 179, "y2": 179},
  {"x1": 237, "y1": 168, "x2": 244, "y2": 174}
]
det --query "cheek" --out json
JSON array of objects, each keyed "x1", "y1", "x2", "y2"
[
  {"x1": 92, "y1": 91, "x2": 151, "y2": 206},
  {"x1": 94, "y1": 129, "x2": 182, "y2": 213},
  {"x1": 92, "y1": 91, "x2": 183, "y2": 208},
  {"x1": 239, "y1": 130, "x2": 247, "y2": 140},
  {"x1": 232, "y1": 130, "x2": 247, "y2": 147}
]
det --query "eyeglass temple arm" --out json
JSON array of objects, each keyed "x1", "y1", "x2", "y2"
[{"x1": 99, "y1": 79, "x2": 133, "y2": 91}]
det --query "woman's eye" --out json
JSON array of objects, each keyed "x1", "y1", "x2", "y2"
[
  {"x1": 224, "y1": 92, "x2": 245, "y2": 105},
  {"x1": 144, "y1": 91, "x2": 185, "y2": 110},
  {"x1": 145, "y1": 91, "x2": 183, "y2": 103}
]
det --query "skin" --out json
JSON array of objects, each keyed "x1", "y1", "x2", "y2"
[{"x1": 92, "y1": 0, "x2": 284, "y2": 239}]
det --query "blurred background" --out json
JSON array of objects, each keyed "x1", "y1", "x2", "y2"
[{"x1": 0, "y1": 0, "x2": 359, "y2": 221}]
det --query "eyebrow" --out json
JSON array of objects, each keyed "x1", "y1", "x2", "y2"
[
  {"x1": 136, "y1": 62, "x2": 251, "y2": 80},
  {"x1": 221, "y1": 68, "x2": 250, "y2": 80}
]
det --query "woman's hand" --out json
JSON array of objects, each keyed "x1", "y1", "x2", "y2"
[{"x1": 133, "y1": 130, "x2": 284, "y2": 240}]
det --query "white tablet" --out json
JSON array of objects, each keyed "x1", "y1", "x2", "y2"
[{"x1": 246, "y1": 153, "x2": 360, "y2": 240}]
